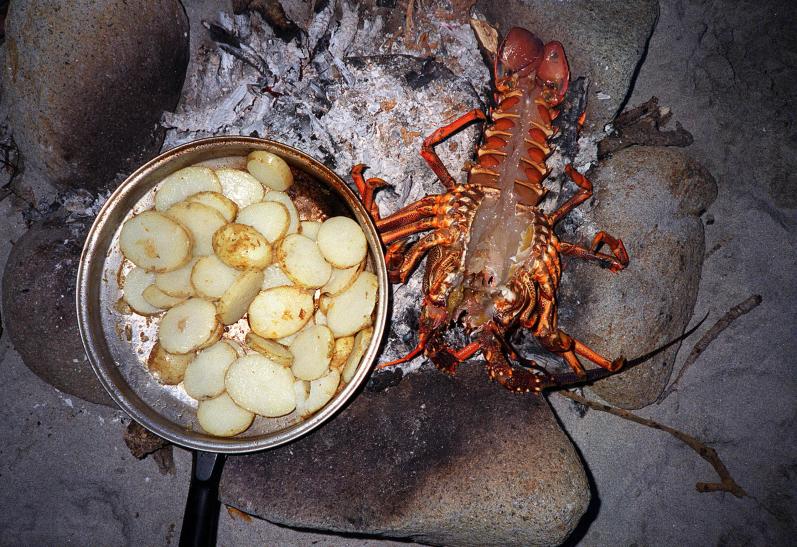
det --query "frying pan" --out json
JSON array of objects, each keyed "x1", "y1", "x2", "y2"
[{"x1": 76, "y1": 137, "x2": 389, "y2": 545}]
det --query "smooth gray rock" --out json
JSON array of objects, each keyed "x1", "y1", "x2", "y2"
[
  {"x1": 557, "y1": 146, "x2": 717, "y2": 409},
  {"x1": 4, "y1": 0, "x2": 189, "y2": 192},
  {"x1": 221, "y1": 365, "x2": 590, "y2": 546},
  {"x1": 2, "y1": 216, "x2": 112, "y2": 406},
  {"x1": 477, "y1": 0, "x2": 659, "y2": 130}
]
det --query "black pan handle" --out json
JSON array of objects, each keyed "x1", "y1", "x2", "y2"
[{"x1": 179, "y1": 451, "x2": 226, "y2": 547}]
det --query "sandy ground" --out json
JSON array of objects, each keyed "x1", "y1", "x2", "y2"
[{"x1": 0, "y1": 1, "x2": 794, "y2": 545}]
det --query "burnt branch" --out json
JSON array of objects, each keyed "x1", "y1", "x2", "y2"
[{"x1": 598, "y1": 97, "x2": 693, "y2": 158}]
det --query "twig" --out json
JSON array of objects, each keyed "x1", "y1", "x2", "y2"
[
  {"x1": 558, "y1": 390, "x2": 747, "y2": 498},
  {"x1": 658, "y1": 294, "x2": 762, "y2": 403}
]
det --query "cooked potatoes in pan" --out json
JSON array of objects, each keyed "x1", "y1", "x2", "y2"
[{"x1": 116, "y1": 153, "x2": 379, "y2": 438}]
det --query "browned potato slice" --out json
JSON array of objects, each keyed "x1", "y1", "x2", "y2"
[
  {"x1": 321, "y1": 263, "x2": 362, "y2": 296},
  {"x1": 248, "y1": 286, "x2": 313, "y2": 339},
  {"x1": 159, "y1": 298, "x2": 220, "y2": 354},
  {"x1": 236, "y1": 201, "x2": 290, "y2": 243},
  {"x1": 155, "y1": 257, "x2": 198, "y2": 298},
  {"x1": 197, "y1": 393, "x2": 254, "y2": 437},
  {"x1": 245, "y1": 332, "x2": 293, "y2": 367},
  {"x1": 316, "y1": 216, "x2": 367, "y2": 268},
  {"x1": 277, "y1": 234, "x2": 332, "y2": 289},
  {"x1": 263, "y1": 191, "x2": 299, "y2": 234},
  {"x1": 217, "y1": 270, "x2": 264, "y2": 325},
  {"x1": 119, "y1": 211, "x2": 192, "y2": 272},
  {"x1": 330, "y1": 335, "x2": 354, "y2": 370},
  {"x1": 289, "y1": 325, "x2": 334, "y2": 381},
  {"x1": 212, "y1": 223, "x2": 272, "y2": 271},
  {"x1": 183, "y1": 340, "x2": 239, "y2": 400},
  {"x1": 216, "y1": 168, "x2": 265, "y2": 208},
  {"x1": 123, "y1": 267, "x2": 161, "y2": 316},
  {"x1": 225, "y1": 354, "x2": 296, "y2": 417},
  {"x1": 301, "y1": 369, "x2": 341, "y2": 417},
  {"x1": 342, "y1": 326, "x2": 374, "y2": 383},
  {"x1": 154, "y1": 166, "x2": 221, "y2": 211},
  {"x1": 165, "y1": 201, "x2": 227, "y2": 257},
  {"x1": 299, "y1": 220, "x2": 322, "y2": 240},
  {"x1": 142, "y1": 284, "x2": 186, "y2": 309},
  {"x1": 191, "y1": 255, "x2": 241, "y2": 300},
  {"x1": 247, "y1": 150, "x2": 293, "y2": 191},
  {"x1": 326, "y1": 271, "x2": 378, "y2": 337},
  {"x1": 186, "y1": 191, "x2": 238, "y2": 222},
  {"x1": 147, "y1": 342, "x2": 193, "y2": 385},
  {"x1": 261, "y1": 264, "x2": 293, "y2": 290}
]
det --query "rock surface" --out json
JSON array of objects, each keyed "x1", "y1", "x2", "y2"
[
  {"x1": 4, "y1": 0, "x2": 189, "y2": 193},
  {"x1": 221, "y1": 365, "x2": 590, "y2": 546},
  {"x1": 2, "y1": 216, "x2": 112, "y2": 406},
  {"x1": 557, "y1": 146, "x2": 717, "y2": 408},
  {"x1": 477, "y1": 0, "x2": 659, "y2": 130}
]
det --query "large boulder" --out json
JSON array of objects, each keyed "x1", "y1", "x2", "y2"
[
  {"x1": 221, "y1": 365, "x2": 590, "y2": 546},
  {"x1": 4, "y1": 0, "x2": 189, "y2": 193},
  {"x1": 558, "y1": 146, "x2": 717, "y2": 408}
]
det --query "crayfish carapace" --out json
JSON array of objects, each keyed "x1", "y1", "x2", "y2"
[{"x1": 353, "y1": 27, "x2": 629, "y2": 393}]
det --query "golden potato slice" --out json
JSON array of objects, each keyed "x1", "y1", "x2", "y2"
[
  {"x1": 321, "y1": 263, "x2": 362, "y2": 296},
  {"x1": 330, "y1": 335, "x2": 355, "y2": 370},
  {"x1": 248, "y1": 286, "x2": 314, "y2": 339},
  {"x1": 216, "y1": 168, "x2": 265, "y2": 208},
  {"x1": 245, "y1": 332, "x2": 293, "y2": 367},
  {"x1": 147, "y1": 342, "x2": 193, "y2": 385},
  {"x1": 217, "y1": 270, "x2": 264, "y2": 325},
  {"x1": 316, "y1": 216, "x2": 367, "y2": 268},
  {"x1": 119, "y1": 211, "x2": 192, "y2": 272},
  {"x1": 236, "y1": 201, "x2": 289, "y2": 243},
  {"x1": 154, "y1": 166, "x2": 221, "y2": 211},
  {"x1": 212, "y1": 223, "x2": 272, "y2": 271},
  {"x1": 165, "y1": 201, "x2": 227, "y2": 257},
  {"x1": 299, "y1": 220, "x2": 322, "y2": 240},
  {"x1": 326, "y1": 271, "x2": 378, "y2": 337},
  {"x1": 225, "y1": 354, "x2": 296, "y2": 417},
  {"x1": 123, "y1": 267, "x2": 161, "y2": 315},
  {"x1": 247, "y1": 150, "x2": 293, "y2": 191},
  {"x1": 263, "y1": 191, "x2": 299, "y2": 234},
  {"x1": 261, "y1": 264, "x2": 294, "y2": 290},
  {"x1": 289, "y1": 325, "x2": 334, "y2": 381},
  {"x1": 342, "y1": 326, "x2": 373, "y2": 383},
  {"x1": 318, "y1": 294, "x2": 332, "y2": 314},
  {"x1": 277, "y1": 234, "x2": 332, "y2": 289},
  {"x1": 197, "y1": 393, "x2": 255, "y2": 437},
  {"x1": 191, "y1": 255, "x2": 241, "y2": 300},
  {"x1": 142, "y1": 284, "x2": 186, "y2": 309},
  {"x1": 183, "y1": 340, "x2": 239, "y2": 400},
  {"x1": 187, "y1": 191, "x2": 238, "y2": 223},
  {"x1": 155, "y1": 257, "x2": 198, "y2": 298},
  {"x1": 159, "y1": 298, "x2": 220, "y2": 354},
  {"x1": 301, "y1": 369, "x2": 340, "y2": 417}
]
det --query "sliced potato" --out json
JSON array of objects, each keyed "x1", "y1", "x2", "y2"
[
  {"x1": 330, "y1": 335, "x2": 355, "y2": 370},
  {"x1": 289, "y1": 325, "x2": 334, "y2": 381},
  {"x1": 165, "y1": 201, "x2": 227, "y2": 257},
  {"x1": 326, "y1": 271, "x2": 378, "y2": 337},
  {"x1": 261, "y1": 264, "x2": 293, "y2": 290},
  {"x1": 247, "y1": 150, "x2": 293, "y2": 191},
  {"x1": 293, "y1": 380, "x2": 309, "y2": 410},
  {"x1": 342, "y1": 326, "x2": 373, "y2": 383},
  {"x1": 276, "y1": 330, "x2": 299, "y2": 346},
  {"x1": 316, "y1": 216, "x2": 367, "y2": 268},
  {"x1": 277, "y1": 234, "x2": 332, "y2": 289},
  {"x1": 217, "y1": 270, "x2": 264, "y2": 325},
  {"x1": 147, "y1": 342, "x2": 193, "y2": 385},
  {"x1": 236, "y1": 201, "x2": 290, "y2": 244},
  {"x1": 314, "y1": 309, "x2": 327, "y2": 325},
  {"x1": 301, "y1": 369, "x2": 340, "y2": 417},
  {"x1": 183, "y1": 340, "x2": 239, "y2": 400},
  {"x1": 159, "y1": 298, "x2": 220, "y2": 354},
  {"x1": 191, "y1": 255, "x2": 241, "y2": 300},
  {"x1": 299, "y1": 220, "x2": 322, "y2": 240},
  {"x1": 248, "y1": 286, "x2": 314, "y2": 339},
  {"x1": 123, "y1": 267, "x2": 161, "y2": 315},
  {"x1": 216, "y1": 168, "x2": 265, "y2": 208},
  {"x1": 142, "y1": 284, "x2": 186, "y2": 309},
  {"x1": 212, "y1": 223, "x2": 272, "y2": 271},
  {"x1": 321, "y1": 263, "x2": 362, "y2": 296},
  {"x1": 318, "y1": 294, "x2": 332, "y2": 314},
  {"x1": 186, "y1": 191, "x2": 238, "y2": 222},
  {"x1": 155, "y1": 257, "x2": 198, "y2": 298},
  {"x1": 263, "y1": 191, "x2": 298, "y2": 234},
  {"x1": 119, "y1": 211, "x2": 192, "y2": 272},
  {"x1": 245, "y1": 332, "x2": 293, "y2": 367},
  {"x1": 197, "y1": 393, "x2": 255, "y2": 437},
  {"x1": 154, "y1": 166, "x2": 221, "y2": 211},
  {"x1": 225, "y1": 354, "x2": 296, "y2": 417}
]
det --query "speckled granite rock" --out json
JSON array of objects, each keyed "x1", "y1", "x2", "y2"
[
  {"x1": 558, "y1": 146, "x2": 717, "y2": 409},
  {"x1": 477, "y1": 0, "x2": 659, "y2": 130},
  {"x1": 4, "y1": 0, "x2": 189, "y2": 192},
  {"x1": 2, "y1": 216, "x2": 112, "y2": 406},
  {"x1": 221, "y1": 365, "x2": 589, "y2": 546}
]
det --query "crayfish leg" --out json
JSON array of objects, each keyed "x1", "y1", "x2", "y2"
[{"x1": 483, "y1": 345, "x2": 547, "y2": 394}]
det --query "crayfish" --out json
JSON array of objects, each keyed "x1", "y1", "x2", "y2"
[{"x1": 353, "y1": 27, "x2": 630, "y2": 392}]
